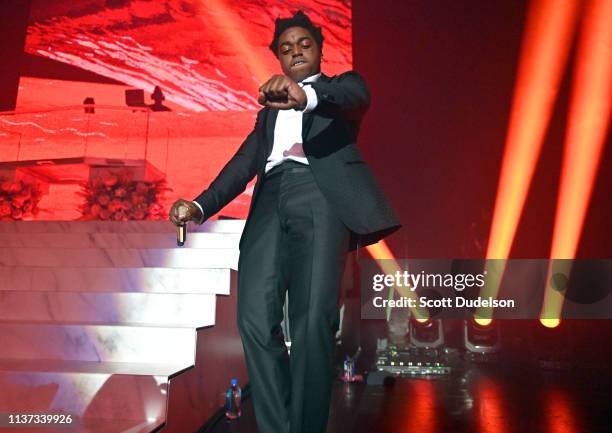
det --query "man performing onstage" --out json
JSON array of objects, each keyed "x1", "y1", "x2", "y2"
[{"x1": 170, "y1": 10, "x2": 400, "y2": 433}]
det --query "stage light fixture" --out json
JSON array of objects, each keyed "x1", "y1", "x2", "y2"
[
  {"x1": 463, "y1": 319, "x2": 501, "y2": 361},
  {"x1": 408, "y1": 316, "x2": 444, "y2": 350}
]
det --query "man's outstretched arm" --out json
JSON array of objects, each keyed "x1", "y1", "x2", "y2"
[
  {"x1": 169, "y1": 112, "x2": 262, "y2": 226},
  {"x1": 309, "y1": 71, "x2": 370, "y2": 120}
]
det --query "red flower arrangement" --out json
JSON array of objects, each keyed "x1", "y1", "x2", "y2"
[
  {"x1": 0, "y1": 178, "x2": 43, "y2": 221},
  {"x1": 79, "y1": 170, "x2": 169, "y2": 221}
]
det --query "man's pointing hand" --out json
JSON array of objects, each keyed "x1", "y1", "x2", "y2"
[{"x1": 258, "y1": 75, "x2": 307, "y2": 110}]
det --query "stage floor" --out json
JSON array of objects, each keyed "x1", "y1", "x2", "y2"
[{"x1": 205, "y1": 361, "x2": 612, "y2": 433}]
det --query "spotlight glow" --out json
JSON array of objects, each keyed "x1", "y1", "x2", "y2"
[
  {"x1": 365, "y1": 241, "x2": 429, "y2": 321},
  {"x1": 197, "y1": 0, "x2": 273, "y2": 83},
  {"x1": 485, "y1": 0, "x2": 579, "y2": 261},
  {"x1": 540, "y1": 317, "x2": 561, "y2": 328},
  {"x1": 540, "y1": 0, "x2": 612, "y2": 323},
  {"x1": 474, "y1": 317, "x2": 493, "y2": 327},
  {"x1": 477, "y1": 0, "x2": 580, "y2": 321}
]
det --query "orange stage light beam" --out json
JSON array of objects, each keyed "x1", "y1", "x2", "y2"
[
  {"x1": 486, "y1": 0, "x2": 580, "y2": 260},
  {"x1": 365, "y1": 240, "x2": 395, "y2": 261},
  {"x1": 197, "y1": 0, "x2": 273, "y2": 84},
  {"x1": 476, "y1": 0, "x2": 580, "y2": 324},
  {"x1": 540, "y1": 0, "x2": 612, "y2": 324},
  {"x1": 365, "y1": 241, "x2": 429, "y2": 322}
]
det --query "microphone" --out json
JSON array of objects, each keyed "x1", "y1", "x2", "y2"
[{"x1": 177, "y1": 222, "x2": 187, "y2": 247}]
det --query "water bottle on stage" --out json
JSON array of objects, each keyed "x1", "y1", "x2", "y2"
[{"x1": 224, "y1": 378, "x2": 242, "y2": 420}]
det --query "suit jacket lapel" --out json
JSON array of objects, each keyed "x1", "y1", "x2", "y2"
[
  {"x1": 264, "y1": 107, "x2": 278, "y2": 158},
  {"x1": 262, "y1": 73, "x2": 332, "y2": 159},
  {"x1": 302, "y1": 73, "x2": 331, "y2": 142}
]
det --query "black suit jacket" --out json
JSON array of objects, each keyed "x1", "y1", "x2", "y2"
[{"x1": 194, "y1": 71, "x2": 400, "y2": 250}]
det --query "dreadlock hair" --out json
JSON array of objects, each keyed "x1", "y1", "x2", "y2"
[{"x1": 269, "y1": 10, "x2": 324, "y2": 57}]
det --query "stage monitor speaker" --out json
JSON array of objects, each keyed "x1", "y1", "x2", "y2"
[{"x1": 125, "y1": 89, "x2": 146, "y2": 107}]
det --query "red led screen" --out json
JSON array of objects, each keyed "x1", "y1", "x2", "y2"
[{"x1": 1, "y1": 0, "x2": 352, "y2": 220}]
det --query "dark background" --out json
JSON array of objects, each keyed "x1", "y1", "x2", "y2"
[
  {"x1": 0, "y1": 0, "x2": 31, "y2": 111},
  {"x1": 353, "y1": 0, "x2": 611, "y2": 259}
]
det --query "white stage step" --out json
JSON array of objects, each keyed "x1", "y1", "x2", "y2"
[
  {"x1": 0, "y1": 267, "x2": 233, "y2": 294},
  {"x1": 0, "y1": 232, "x2": 241, "y2": 249},
  {"x1": 0, "y1": 219, "x2": 247, "y2": 433},
  {"x1": 0, "y1": 292, "x2": 216, "y2": 327},
  {"x1": 0, "y1": 323, "x2": 196, "y2": 364},
  {"x1": 0, "y1": 219, "x2": 245, "y2": 234},
  {"x1": 0, "y1": 358, "x2": 190, "y2": 376},
  {"x1": 0, "y1": 359, "x2": 179, "y2": 422},
  {"x1": 0, "y1": 247, "x2": 239, "y2": 269}
]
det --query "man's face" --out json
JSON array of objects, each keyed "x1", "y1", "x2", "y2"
[{"x1": 277, "y1": 26, "x2": 321, "y2": 82}]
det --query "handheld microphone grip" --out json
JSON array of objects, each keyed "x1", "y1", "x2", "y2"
[{"x1": 177, "y1": 222, "x2": 187, "y2": 247}]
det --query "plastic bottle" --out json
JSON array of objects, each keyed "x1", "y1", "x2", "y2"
[
  {"x1": 343, "y1": 356, "x2": 355, "y2": 382},
  {"x1": 224, "y1": 378, "x2": 242, "y2": 419}
]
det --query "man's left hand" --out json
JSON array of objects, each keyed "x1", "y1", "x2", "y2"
[{"x1": 258, "y1": 75, "x2": 307, "y2": 110}]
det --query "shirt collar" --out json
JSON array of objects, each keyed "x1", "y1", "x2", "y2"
[{"x1": 299, "y1": 72, "x2": 321, "y2": 85}]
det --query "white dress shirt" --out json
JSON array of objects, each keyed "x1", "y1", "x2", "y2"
[
  {"x1": 192, "y1": 73, "x2": 320, "y2": 222},
  {"x1": 264, "y1": 72, "x2": 320, "y2": 172}
]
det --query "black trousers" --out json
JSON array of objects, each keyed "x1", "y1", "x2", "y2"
[{"x1": 237, "y1": 161, "x2": 350, "y2": 433}]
